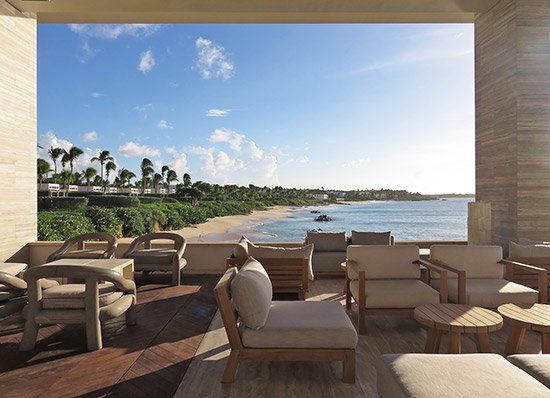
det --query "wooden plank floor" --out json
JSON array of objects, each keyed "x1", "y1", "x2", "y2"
[
  {"x1": 176, "y1": 279, "x2": 544, "y2": 398},
  {"x1": 0, "y1": 274, "x2": 220, "y2": 398}
]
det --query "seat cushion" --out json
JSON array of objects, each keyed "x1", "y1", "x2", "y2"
[
  {"x1": 57, "y1": 250, "x2": 108, "y2": 259},
  {"x1": 248, "y1": 243, "x2": 314, "y2": 280},
  {"x1": 305, "y1": 231, "x2": 347, "y2": 252},
  {"x1": 0, "y1": 284, "x2": 24, "y2": 301},
  {"x1": 230, "y1": 257, "x2": 272, "y2": 330},
  {"x1": 430, "y1": 278, "x2": 539, "y2": 307},
  {"x1": 377, "y1": 354, "x2": 550, "y2": 398},
  {"x1": 508, "y1": 355, "x2": 550, "y2": 388},
  {"x1": 350, "y1": 231, "x2": 391, "y2": 246},
  {"x1": 126, "y1": 249, "x2": 176, "y2": 264},
  {"x1": 350, "y1": 279, "x2": 439, "y2": 309},
  {"x1": 312, "y1": 252, "x2": 346, "y2": 273},
  {"x1": 42, "y1": 283, "x2": 123, "y2": 309},
  {"x1": 430, "y1": 245, "x2": 503, "y2": 279},
  {"x1": 347, "y1": 245, "x2": 420, "y2": 279},
  {"x1": 241, "y1": 301, "x2": 357, "y2": 349}
]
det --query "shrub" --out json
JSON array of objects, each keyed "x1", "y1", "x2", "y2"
[
  {"x1": 38, "y1": 197, "x2": 88, "y2": 211},
  {"x1": 113, "y1": 208, "x2": 147, "y2": 236},
  {"x1": 85, "y1": 207, "x2": 122, "y2": 237},
  {"x1": 88, "y1": 195, "x2": 140, "y2": 208},
  {"x1": 38, "y1": 211, "x2": 96, "y2": 241},
  {"x1": 137, "y1": 196, "x2": 162, "y2": 204},
  {"x1": 162, "y1": 197, "x2": 179, "y2": 203},
  {"x1": 143, "y1": 203, "x2": 185, "y2": 230}
]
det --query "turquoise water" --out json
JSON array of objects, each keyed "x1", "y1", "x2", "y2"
[{"x1": 248, "y1": 198, "x2": 469, "y2": 242}]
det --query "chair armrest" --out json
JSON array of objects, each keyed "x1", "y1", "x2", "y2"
[
  {"x1": 46, "y1": 241, "x2": 73, "y2": 263},
  {"x1": 0, "y1": 271, "x2": 27, "y2": 290},
  {"x1": 346, "y1": 260, "x2": 366, "y2": 307},
  {"x1": 417, "y1": 259, "x2": 448, "y2": 303},
  {"x1": 346, "y1": 260, "x2": 365, "y2": 281},
  {"x1": 427, "y1": 258, "x2": 467, "y2": 304},
  {"x1": 501, "y1": 259, "x2": 548, "y2": 303},
  {"x1": 123, "y1": 237, "x2": 144, "y2": 258}
]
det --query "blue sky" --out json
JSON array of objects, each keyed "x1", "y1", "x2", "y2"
[{"x1": 38, "y1": 24, "x2": 474, "y2": 193}]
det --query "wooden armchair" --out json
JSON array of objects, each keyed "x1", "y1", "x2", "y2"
[
  {"x1": 428, "y1": 245, "x2": 547, "y2": 307},
  {"x1": 20, "y1": 263, "x2": 136, "y2": 351},
  {"x1": 344, "y1": 245, "x2": 448, "y2": 334},
  {"x1": 123, "y1": 232, "x2": 186, "y2": 286},
  {"x1": 47, "y1": 232, "x2": 118, "y2": 263},
  {"x1": 215, "y1": 263, "x2": 357, "y2": 384}
]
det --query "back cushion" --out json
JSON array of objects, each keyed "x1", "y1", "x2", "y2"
[
  {"x1": 305, "y1": 232, "x2": 347, "y2": 252},
  {"x1": 346, "y1": 245, "x2": 420, "y2": 279},
  {"x1": 518, "y1": 238, "x2": 550, "y2": 245},
  {"x1": 430, "y1": 245, "x2": 503, "y2": 279},
  {"x1": 230, "y1": 257, "x2": 272, "y2": 330},
  {"x1": 351, "y1": 231, "x2": 392, "y2": 246},
  {"x1": 232, "y1": 236, "x2": 250, "y2": 260},
  {"x1": 509, "y1": 241, "x2": 550, "y2": 258},
  {"x1": 248, "y1": 243, "x2": 314, "y2": 279}
]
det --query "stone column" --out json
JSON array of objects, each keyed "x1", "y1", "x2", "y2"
[
  {"x1": 475, "y1": 0, "x2": 550, "y2": 252},
  {"x1": 0, "y1": 0, "x2": 37, "y2": 260}
]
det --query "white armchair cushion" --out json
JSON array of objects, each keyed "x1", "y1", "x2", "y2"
[
  {"x1": 430, "y1": 245, "x2": 503, "y2": 279},
  {"x1": 347, "y1": 245, "x2": 420, "y2": 279},
  {"x1": 350, "y1": 279, "x2": 439, "y2": 309},
  {"x1": 430, "y1": 278, "x2": 538, "y2": 307},
  {"x1": 230, "y1": 257, "x2": 272, "y2": 330}
]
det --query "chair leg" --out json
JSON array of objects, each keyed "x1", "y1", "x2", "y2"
[
  {"x1": 222, "y1": 349, "x2": 240, "y2": 383},
  {"x1": 357, "y1": 306, "x2": 366, "y2": 334},
  {"x1": 342, "y1": 350, "x2": 356, "y2": 383},
  {"x1": 86, "y1": 317, "x2": 103, "y2": 351},
  {"x1": 172, "y1": 268, "x2": 181, "y2": 286},
  {"x1": 345, "y1": 286, "x2": 351, "y2": 310},
  {"x1": 19, "y1": 319, "x2": 39, "y2": 351}
]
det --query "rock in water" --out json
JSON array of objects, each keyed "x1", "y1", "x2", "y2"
[
  {"x1": 314, "y1": 214, "x2": 332, "y2": 222},
  {"x1": 310, "y1": 210, "x2": 321, "y2": 214}
]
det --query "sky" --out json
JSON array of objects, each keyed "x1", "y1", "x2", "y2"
[{"x1": 37, "y1": 24, "x2": 474, "y2": 194}]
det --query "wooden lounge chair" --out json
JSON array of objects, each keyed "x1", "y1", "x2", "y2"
[
  {"x1": 344, "y1": 245, "x2": 448, "y2": 334},
  {"x1": 215, "y1": 259, "x2": 357, "y2": 383}
]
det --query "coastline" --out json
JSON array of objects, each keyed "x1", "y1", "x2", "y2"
[{"x1": 172, "y1": 206, "x2": 297, "y2": 242}]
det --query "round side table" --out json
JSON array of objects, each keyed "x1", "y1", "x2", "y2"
[
  {"x1": 415, "y1": 303, "x2": 503, "y2": 354},
  {"x1": 498, "y1": 303, "x2": 550, "y2": 355}
]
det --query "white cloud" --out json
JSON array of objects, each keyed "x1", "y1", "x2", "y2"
[
  {"x1": 133, "y1": 103, "x2": 153, "y2": 118},
  {"x1": 82, "y1": 131, "x2": 98, "y2": 142},
  {"x1": 206, "y1": 108, "x2": 232, "y2": 117},
  {"x1": 118, "y1": 141, "x2": 161, "y2": 158},
  {"x1": 246, "y1": 140, "x2": 264, "y2": 160},
  {"x1": 169, "y1": 152, "x2": 189, "y2": 178},
  {"x1": 78, "y1": 41, "x2": 101, "y2": 64},
  {"x1": 341, "y1": 158, "x2": 368, "y2": 168},
  {"x1": 209, "y1": 128, "x2": 244, "y2": 151},
  {"x1": 90, "y1": 92, "x2": 105, "y2": 98},
  {"x1": 68, "y1": 24, "x2": 160, "y2": 40},
  {"x1": 138, "y1": 49, "x2": 156, "y2": 73},
  {"x1": 165, "y1": 146, "x2": 177, "y2": 155},
  {"x1": 195, "y1": 37, "x2": 235, "y2": 80},
  {"x1": 290, "y1": 155, "x2": 309, "y2": 164},
  {"x1": 157, "y1": 119, "x2": 173, "y2": 129}
]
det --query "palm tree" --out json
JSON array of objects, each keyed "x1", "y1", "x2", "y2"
[
  {"x1": 183, "y1": 173, "x2": 191, "y2": 188},
  {"x1": 166, "y1": 169, "x2": 178, "y2": 188},
  {"x1": 140, "y1": 158, "x2": 154, "y2": 194},
  {"x1": 104, "y1": 161, "x2": 117, "y2": 187},
  {"x1": 91, "y1": 150, "x2": 114, "y2": 183},
  {"x1": 152, "y1": 172, "x2": 163, "y2": 190},
  {"x1": 161, "y1": 165, "x2": 170, "y2": 186},
  {"x1": 37, "y1": 158, "x2": 52, "y2": 184},
  {"x1": 62, "y1": 146, "x2": 84, "y2": 173},
  {"x1": 118, "y1": 168, "x2": 136, "y2": 187},
  {"x1": 83, "y1": 167, "x2": 97, "y2": 187},
  {"x1": 59, "y1": 170, "x2": 74, "y2": 193},
  {"x1": 48, "y1": 147, "x2": 64, "y2": 174}
]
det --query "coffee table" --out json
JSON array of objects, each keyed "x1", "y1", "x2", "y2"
[
  {"x1": 414, "y1": 303, "x2": 503, "y2": 354},
  {"x1": 498, "y1": 303, "x2": 550, "y2": 355},
  {"x1": 42, "y1": 259, "x2": 134, "y2": 280}
]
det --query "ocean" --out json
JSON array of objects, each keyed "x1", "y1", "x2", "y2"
[{"x1": 239, "y1": 198, "x2": 470, "y2": 242}]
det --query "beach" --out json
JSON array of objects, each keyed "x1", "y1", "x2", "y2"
[{"x1": 173, "y1": 206, "x2": 297, "y2": 242}]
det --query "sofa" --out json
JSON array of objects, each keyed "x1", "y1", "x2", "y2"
[
  {"x1": 377, "y1": 353, "x2": 550, "y2": 398},
  {"x1": 306, "y1": 231, "x2": 394, "y2": 276}
]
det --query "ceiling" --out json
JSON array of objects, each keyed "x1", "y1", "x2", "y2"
[{"x1": 10, "y1": 0, "x2": 500, "y2": 23}]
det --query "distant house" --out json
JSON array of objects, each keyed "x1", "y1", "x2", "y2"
[{"x1": 312, "y1": 193, "x2": 328, "y2": 200}]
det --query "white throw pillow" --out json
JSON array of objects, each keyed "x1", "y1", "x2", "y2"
[
  {"x1": 247, "y1": 242, "x2": 315, "y2": 280},
  {"x1": 232, "y1": 236, "x2": 251, "y2": 260},
  {"x1": 230, "y1": 257, "x2": 272, "y2": 330}
]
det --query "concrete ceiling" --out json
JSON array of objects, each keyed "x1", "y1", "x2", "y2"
[{"x1": 10, "y1": 0, "x2": 499, "y2": 23}]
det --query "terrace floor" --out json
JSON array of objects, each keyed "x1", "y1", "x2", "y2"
[{"x1": 0, "y1": 276, "x2": 544, "y2": 398}]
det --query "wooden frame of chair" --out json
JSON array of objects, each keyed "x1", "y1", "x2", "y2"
[
  {"x1": 345, "y1": 259, "x2": 448, "y2": 334},
  {"x1": 226, "y1": 256, "x2": 309, "y2": 300},
  {"x1": 507, "y1": 257, "x2": 550, "y2": 303},
  {"x1": 214, "y1": 267, "x2": 355, "y2": 383},
  {"x1": 424, "y1": 258, "x2": 548, "y2": 305}
]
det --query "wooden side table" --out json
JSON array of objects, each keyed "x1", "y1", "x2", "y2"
[
  {"x1": 414, "y1": 303, "x2": 503, "y2": 354},
  {"x1": 498, "y1": 303, "x2": 550, "y2": 355}
]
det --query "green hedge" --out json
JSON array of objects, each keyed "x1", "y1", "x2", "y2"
[
  {"x1": 137, "y1": 196, "x2": 163, "y2": 204},
  {"x1": 88, "y1": 195, "x2": 140, "y2": 208},
  {"x1": 85, "y1": 207, "x2": 122, "y2": 237},
  {"x1": 38, "y1": 197, "x2": 88, "y2": 211},
  {"x1": 38, "y1": 211, "x2": 96, "y2": 241}
]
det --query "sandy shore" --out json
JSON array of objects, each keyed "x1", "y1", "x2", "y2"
[{"x1": 172, "y1": 206, "x2": 297, "y2": 243}]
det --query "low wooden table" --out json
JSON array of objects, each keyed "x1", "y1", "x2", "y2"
[
  {"x1": 42, "y1": 259, "x2": 134, "y2": 281},
  {"x1": 414, "y1": 303, "x2": 503, "y2": 354},
  {"x1": 498, "y1": 303, "x2": 550, "y2": 355}
]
